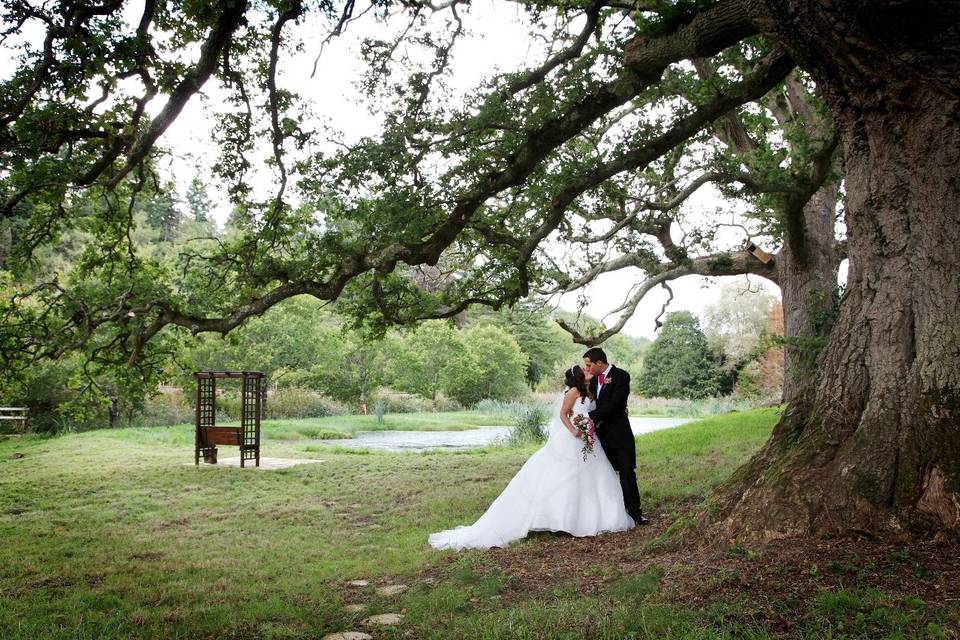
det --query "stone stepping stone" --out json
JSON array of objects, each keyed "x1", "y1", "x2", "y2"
[
  {"x1": 375, "y1": 584, "x2": 407, "y2": 597},
  {"x1": 321, "y1": 633, "x2": 372, "y2": 640},
  {"x1": 363, "y1": 613, "x2": 404, "y2": 626},
  {"x1": 346, "y1": 580, "x2": 369, "y2": 588},
  {"x1": 343, "y1": 604, "x2": 366, "y2": 613}
]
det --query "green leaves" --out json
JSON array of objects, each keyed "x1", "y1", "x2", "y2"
[
  {"x1": 439, "y1": 324, "x2": 529, "y2": 406},
  {"x1": 0, "y1": 0, "x2": 837, "y2": 419},
  {"x1": 637, "y1": 310, "x2": 729, "y2": 399}
]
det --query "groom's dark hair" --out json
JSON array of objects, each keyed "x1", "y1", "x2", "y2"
[{"x1": 582, "y1": 347, "x2": 607, "y2": 363}]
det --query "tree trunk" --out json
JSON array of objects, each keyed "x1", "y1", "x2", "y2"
[
  {"x1": 108, "y1": 397, "x2": 119, "y2": 429},
  {"x1": 713, "y1": 0, "x2": 960, "y2": 538},
  {"x1": 775, "y1": 184, "x2": 841, "y2": 404}
]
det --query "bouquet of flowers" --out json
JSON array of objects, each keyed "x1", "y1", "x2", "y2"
[{"x1": 571, "y1": 414, "x2": 597, "y2": 461}]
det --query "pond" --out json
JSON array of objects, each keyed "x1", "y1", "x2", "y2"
[{"x1": 316, "y1": 416, "x2": 693, "y2": 452}]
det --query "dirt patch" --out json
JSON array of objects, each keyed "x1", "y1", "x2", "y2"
[{"x1": 421, "y1": 511, "x2": 960, "y2": 634}]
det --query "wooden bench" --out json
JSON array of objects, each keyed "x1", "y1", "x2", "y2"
[
  {"x1": 202, "y1": 425, "x2": 244, "y2": 446},
  {"x1": 197, "y1": 425, "x2": 246, "y2": 464},
  {"x1": 0, "y1": 407, "x2": 29, "y2": 436}
]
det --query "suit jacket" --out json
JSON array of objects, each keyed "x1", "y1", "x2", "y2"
[{"x1": 588, "y1": 365, "x2": 636, "y2": 470}]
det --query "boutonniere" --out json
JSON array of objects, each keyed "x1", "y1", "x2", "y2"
[{"x1": 605, "y1": 376, "x2": 615, "y2": 385}]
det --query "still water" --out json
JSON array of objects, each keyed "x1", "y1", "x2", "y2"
[{"x1": 317, "y1": 416, "x2": 693, "y2": 452}]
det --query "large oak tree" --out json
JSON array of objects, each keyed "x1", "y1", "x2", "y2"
[{"x1": 1, "y1": 0, "x2": 957, "y2": 537}]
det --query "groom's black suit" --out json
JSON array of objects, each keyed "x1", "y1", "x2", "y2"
[{"x1": 588, "y1": 366, "x2": 644, "y2": 521}]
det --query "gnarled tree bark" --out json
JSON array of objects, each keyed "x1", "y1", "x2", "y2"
[
  {"x1": 712, "y1": 0, "x2": 960, "y2": 538},
  {"x1": 775, "y1": 184, "x2": 842, "y2": 403}
]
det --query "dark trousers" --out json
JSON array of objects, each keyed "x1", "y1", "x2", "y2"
[
  {"x1": 619, "y1": 467, "x2": 643, "y2": 518},
  {"x1": 597, "y1": 428, "x2": 643, "y2": 518}
]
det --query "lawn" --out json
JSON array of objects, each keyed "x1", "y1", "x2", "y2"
[{"x1": 1, "y1": 408, "x2": 956, "y2": 639}]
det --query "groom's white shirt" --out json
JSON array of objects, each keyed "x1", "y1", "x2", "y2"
[{"x1": 597, "y1": 364, "x2": 613, "y2": 397}]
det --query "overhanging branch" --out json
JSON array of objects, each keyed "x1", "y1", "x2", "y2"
[{"x1": 555, "y1": 248, "x2": 780, "y2": 345}]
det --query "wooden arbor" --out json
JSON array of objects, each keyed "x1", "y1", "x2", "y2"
[{"x1": 194, "y1": 371, "x2": 264, "y2": 468}]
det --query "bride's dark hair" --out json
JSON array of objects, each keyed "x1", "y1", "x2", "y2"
[{"x1": 564, "y1": 365, "x2": 589, "y2": 398}]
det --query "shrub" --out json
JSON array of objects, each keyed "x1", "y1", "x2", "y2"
[
  {"x1": 216, "y1": 387, "x2": 347, "y2": 421},
  {"x1": 374, "y1": 400, "x2": 386, "y2": 427},
  {"x1": 373, "y1": 388, "x2": 464, "y2": 413},
  {"x1": 374, "y1": 388, "x2": 435, "y2": 413},
  {"x1": 0, "y1": 359, "x2": 105, "y2": 433},
  {"x1": 263, "y1": 387, "x2": 347, "y2": 420},
  {"x1": 734, "y1": 361, "x2": 764, "y2": 397},
  {"x1": 431, "y1": 393, "x2": 464, "y2": 412},
  {"x1": 135, "y1": 389, "x2": 195, "y2": 426},
  {"x1": 628, "y1": 394, "x2": 778, "y2": 417},
  {"x1": 474, "y1": 398, "x2": 533, "y2": 417},
  {"x1": 275, "y1": 427, "x2": 347, "y2": 440},
  {"x1": 507, "y1": 404, "x2": 549, "y2": 446}
]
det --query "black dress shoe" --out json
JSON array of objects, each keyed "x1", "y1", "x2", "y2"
[{"x1": 631, "y1": 512, "x2": 651, "y2": 526}]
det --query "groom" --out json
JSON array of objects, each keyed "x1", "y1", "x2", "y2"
[{"x1": 583, "y1": 348, "x2": 650, "y2": 526}]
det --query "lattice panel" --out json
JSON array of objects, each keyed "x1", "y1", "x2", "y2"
[
  {"x1": 242, "y1": 377, "x2": 255, "y2": 444},
  {"x1": 198, "y1": 378, "x2": 216, "y2": 427},
  {"x1": 240, "y1": 376, "x2": 262, "y2": 464}
]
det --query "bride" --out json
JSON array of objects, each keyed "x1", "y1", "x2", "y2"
[{"x1": 429, "y1": 365, "x2": 635, "y2": 550}]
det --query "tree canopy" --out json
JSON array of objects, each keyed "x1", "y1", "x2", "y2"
[{"x1": 0, "y1": 0, "x2": 830, "y2": 380}]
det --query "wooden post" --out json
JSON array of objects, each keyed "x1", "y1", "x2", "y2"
[
  {"x1": 255, "y1": 376, "x2": 261, "y2": 467},
  {"x1": 746, "y1": 241, "x2": 774, "y2": 264},
  {"x1": 194, "y1": 378, "x2": 200, "y2": 465}
]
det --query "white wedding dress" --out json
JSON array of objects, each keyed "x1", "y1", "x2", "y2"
[{"x1": 429, "y1": 394, "x2": 635, "y2": 550}]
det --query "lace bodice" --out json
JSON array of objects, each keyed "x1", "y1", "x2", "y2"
[
  {"x1": 544, "y1": 391, "x2": 596, "y2": 444},
  {"x1": 571, "y1": 395, "x2": 596, "y2": 419}
]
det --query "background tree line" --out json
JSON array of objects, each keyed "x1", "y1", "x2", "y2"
[{"x1": 1, "y1": 182, "x2": 781, "y2": 431}]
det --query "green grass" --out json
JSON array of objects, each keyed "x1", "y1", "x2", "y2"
[
  {"x1": 812, "y1": 589, "x2": 932, "y2": 638},
  {"x1": 628, "y1": 395, "x2": 778, "y2": 417},
  {"x1": 636, "y1": 408, "x2": 777, "y2": 503},
  {"x1": 0, "y1": 407, "x2": 954, "y2": 639}
]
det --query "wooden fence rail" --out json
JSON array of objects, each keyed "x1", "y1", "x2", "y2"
[{"x1": 0, "y1": 407, "x2": 29, "y2": 436}]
